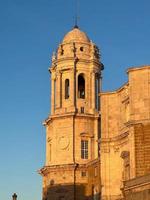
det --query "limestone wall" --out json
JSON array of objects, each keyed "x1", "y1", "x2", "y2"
[
  {"x1": 100, "y1": 66, "x2": 150, "y2": 200},
  {"x1": 100, "y1": 87, "x2": 130, "y2": 200}
]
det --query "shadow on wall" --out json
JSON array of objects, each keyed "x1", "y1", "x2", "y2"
[{"x1": 43, "y1": 183, "x2": 100, "y2": 200}]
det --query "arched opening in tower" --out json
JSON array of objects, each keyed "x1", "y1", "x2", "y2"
[
  {"x1": 78, "y1": 74, "x2": 85, "y2": 99},
  {"x1": 65, "y1": 79, "x2": 70, "y2": 99}
]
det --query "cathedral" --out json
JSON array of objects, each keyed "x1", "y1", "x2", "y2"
[{"x1": 39, "y1": 26, "x2": 150, "y2": 200}]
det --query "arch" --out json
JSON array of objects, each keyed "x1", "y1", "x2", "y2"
[
  {"x1": 65, "y1": 79, "x2": 70, "y2": 99},
  {"x1": 78, "y1": 74, "x2": 85, "y2": 99}
]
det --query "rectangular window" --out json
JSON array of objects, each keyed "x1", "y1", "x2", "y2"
[
  {"x1": 81, "y1": 140, "x2": 88, "y2": 159},
  {"x1": 81, "y1": 171, "x2": 87, "y2": 177},
  {"x1": 81, "y1": 107, "x2": 84, "y2": 113},
  {"x1": 65, "y1": 79, "x2": 70, "y2": 99}
]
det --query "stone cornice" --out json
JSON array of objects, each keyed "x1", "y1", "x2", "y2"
[
  {"x1": 124, "y1": 119, "x2": 150, "y2": 126},
  {"x1": 123, "y1": 173, "x2": 150, "y2": 191},
  {"x1": 43, "y1": 112, "x2": 100, "y2": 126},
  {"x1": 51, "y1": 57, "x2": 101, "y2": 67},
  {"x1": 38, "y1": 163, "x2": 77, "y2": 176},
  {"x1": 80, "y1": 132, "x2": 94, "y2": 138},
  {"x1": 86, "y1": 158, "x2": 100, "y2": 167},
  {"x1": 38, "y1": 159, "x2": 100, "y2": 176},
  {"x1": 61, "y1": 41, "x2": 91, "y2": 45},
  {"x1": 127, "y1": 65, "x2": 150, "y2": 74},
  {"x1": 101, "y1": 132, "x2": 129, "y2": 143}
]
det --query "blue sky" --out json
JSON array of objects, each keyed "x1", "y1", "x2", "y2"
[{"x1": 0, "y1": 0, "x2": 150, "y2": 200}]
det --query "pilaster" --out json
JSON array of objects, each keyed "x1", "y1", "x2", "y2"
[
  {"x1": 91, "y1": 71, "x2": 96, "y2": 111},
  {"x1": 51, "y1": 76, "x2": 55, "y2": 115}
]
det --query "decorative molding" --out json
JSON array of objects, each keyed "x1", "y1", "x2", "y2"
[
  {"x1": 120, "y1": 151, "x2": 130, "y2": 159},
  {"x1": 58, "y1": 136, "x2": 70, "y2": 150},
  {"x1": 80, "y1": 132, "x2": 94, "y2": 138},
  {"x1": 101, "y1": 132, "x2": 129, "y2": 143},
  {"x1": 38, "y1": 164, "x2": 78, "y2": 176},
  {"x1": 122, "y1": 96, "x2": 129, "y2": 104},
  {"x1": 114, "y1": 146, "x2": 120, "y2": 153},
  {"x1": 101, "y1": 144, "x2": 110, "y2": 153},
  {"x1": 55, "y1": 188, "x2": 69, "y2": 193},
  {"x1": 47, "y1": 137, "x2": 52, "y2": 143}
]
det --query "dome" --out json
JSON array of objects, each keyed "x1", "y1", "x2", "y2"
[{"x1": 62, "y1": 27, "x2": 90, "y2": 43}]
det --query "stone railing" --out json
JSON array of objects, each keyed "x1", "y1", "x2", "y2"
[{"x1": 124, "y1": 173, "x2": 150, "y2": 189}]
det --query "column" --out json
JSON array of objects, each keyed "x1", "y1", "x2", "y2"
[
  {"x1": 51, "y1": 76, "x2": 55, "y2": 115},
  {"x1": 60, "y1": 71, "x2": 62, "y2": 108},
  {"x1": 98, "y1": 74, "x2": 101, "y2": 111},
  {"x1": 94, "y1": 118, "x2": 98, "y2": 158},
  {"x1": 91, "y1": 71, "x2": 96, "y2": 111}
]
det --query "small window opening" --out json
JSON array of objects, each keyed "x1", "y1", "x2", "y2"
[
  {"x1": 50, "y1": 179, "x2": 54, "y2": 186},
  {"x1": 80, "y1": 47, "x2": 84, "y2": 52},
  {"x1": 81, "y1": 140, "x2": 88, "y2": 159},
  {"x1": 61, "y1": 49, "x2": 64, "y2": 55},
  {"x1": 78, "y1": 74, "x2": 85, "y2": 99},
  {"x1": 81, "y1": 171, "x2": 86, "y2": 177},
  {"x1": 94, "y1": 167, "x2": 98, "y2": 177},
  {"x1": 81, "y1": 107, "x2": 84, "y2": 113},
  {"x1": 65, "y1": 79, "x2": 69, "y2": 99}
]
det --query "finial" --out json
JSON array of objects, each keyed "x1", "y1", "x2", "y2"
[
  {"x1": 52, "y1": 51, "x2": 56, "y2": 62},
  {"x1": 74, "y1": 0, "x2": 79, "y2": 29},
  {"x1": 74, "y1": 24, "x2": 79, "y2": 29},
  {"x1": 12, "y1": 193, "x2": 17, "y2": 200}
]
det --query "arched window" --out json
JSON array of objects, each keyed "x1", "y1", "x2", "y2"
[
  {"x1": 65, "y1": 79, "x2": 69, "y2": 99},
  {"x1": 78, "y1": 74, "x2": 85, "y2": 99}
]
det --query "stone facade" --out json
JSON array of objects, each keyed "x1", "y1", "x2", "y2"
[{"x1": 39, "y1": 27, "x2": 150, "y2": 200}]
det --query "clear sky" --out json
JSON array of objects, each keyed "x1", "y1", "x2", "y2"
[{"x1": 0, "y1": 0, "x2": 150, "y2": 200}]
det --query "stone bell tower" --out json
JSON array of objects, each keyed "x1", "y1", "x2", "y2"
[{"x1": 39, "y1": 26, "x2": 104, "y2": 200}]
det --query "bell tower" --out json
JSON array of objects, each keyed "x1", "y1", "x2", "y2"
[{"x1": 39, "y1": 26, "x2": 104, "y2": 200}]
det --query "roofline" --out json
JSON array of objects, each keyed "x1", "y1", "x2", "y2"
[
  {"x1": 127, "y1": 65, "x2": 150, "y2": 73},
  {"x1": 100, "y1": 82, "x2": 129, "y2": 96},
  {"x1": 100, "y1": 65, "x2": 150, "y2": 96}
]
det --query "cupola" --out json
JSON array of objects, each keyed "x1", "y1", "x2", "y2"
[{"x1": 62, "y1": 27, "x2": 90, "y2": 44}]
